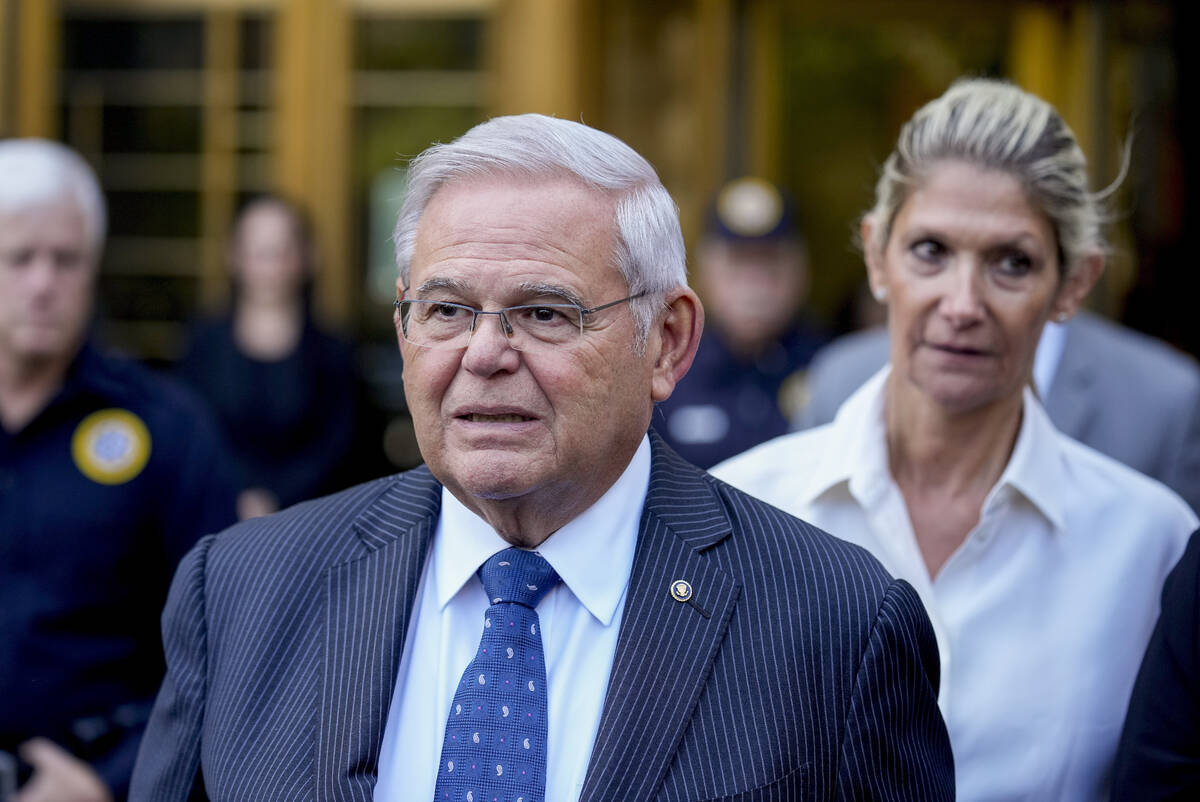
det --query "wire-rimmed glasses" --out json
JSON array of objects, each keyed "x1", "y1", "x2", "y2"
[{"x1": 394, "y1": 292, "x2": 645, "y2": 351}]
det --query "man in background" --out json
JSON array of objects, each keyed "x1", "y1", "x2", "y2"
[
  {"x1": 0, "y1": 139, "x2": 239, "y2": 800},
  {"x1": 655, "y1": 177, "x2": 826, "y2": 467}
]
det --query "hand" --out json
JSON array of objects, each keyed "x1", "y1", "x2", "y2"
[
  {"x1": 237, "y1": 487, "x2": 279, "y2": 520},
  {"x1": 13, "y1": 739, "x2": 112, "y2": 802}
]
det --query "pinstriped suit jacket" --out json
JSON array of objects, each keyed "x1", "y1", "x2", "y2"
[{"x1": 130, "y1": 433, "x2": 953, "y2": 801}]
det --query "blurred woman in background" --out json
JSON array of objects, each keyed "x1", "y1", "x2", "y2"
[
  {"x1": 177, "y1": 196, "x2": 359, "y2": 519},
  {"x1": 714, "y1": 78, "x2": 1198, "y2": 800}
]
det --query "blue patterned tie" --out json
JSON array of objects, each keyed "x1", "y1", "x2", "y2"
[{"x1": 433, "y1": 548, "x2": 560, "y2": 802}]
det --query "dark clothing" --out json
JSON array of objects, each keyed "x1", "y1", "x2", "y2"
[
  {"x1": 176, "y1": 316, "x2": 359, "y2": 508},
  {"x1": 132, "y1": 431, "x2": 954, "y2": 801},
  {"x1": 1113, "y1": 528, "x2": 1200, "y2": 800},
  {"x1": 0, "y1": 342, "x2": 239, "y2": 798},
  {"x1": 654, "y1": 322, "x2": 826, "y2": 468}
]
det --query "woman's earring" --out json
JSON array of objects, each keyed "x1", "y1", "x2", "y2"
[{"x1": 873, "y1": 286, "x2": 888, "y2": 303}]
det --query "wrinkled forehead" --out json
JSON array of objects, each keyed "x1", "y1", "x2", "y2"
[
  {"x1": 411, "y1": 173, "x2": 623, "y2": 287},
  {"x1": 0, "y1": 203, "x2": 102, "y2": 273},
  {"x1": 0, "y1": 197, "x2": 93, "y2": 252}
]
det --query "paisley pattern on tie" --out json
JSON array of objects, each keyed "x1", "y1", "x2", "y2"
[{"x1": 433, "y1": 548, "x2": 560, "y2": 802}]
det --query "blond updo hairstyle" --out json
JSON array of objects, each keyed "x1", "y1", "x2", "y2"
[{"x1": 863, "y1": 78, "x2": 1110, "y2": 280}]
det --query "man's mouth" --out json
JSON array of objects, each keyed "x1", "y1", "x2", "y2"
[{"x1": 459, "y1": 413, "x2": 535, "y2": 423}]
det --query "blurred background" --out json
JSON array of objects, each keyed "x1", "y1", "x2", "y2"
[{"x1": 1, "y1": 0, "x2": 1196, "y2": 473}]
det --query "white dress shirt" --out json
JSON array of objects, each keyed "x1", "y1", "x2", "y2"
[
  {"x1": 713, "y1": 369, "x2": 1198, "y2": 801},
  {"x1": 374, "y1": 436, "x2": 650, "y2": 802}
]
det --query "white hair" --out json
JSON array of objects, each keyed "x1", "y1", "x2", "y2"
[
  {"x1": 393, "y1": 114, "x2": 687, "y2": 349},
  {"x1": 0, "y1": 138, "x2": 107, "y2": 255},
  {"x1": 864, "y1": 78, "x2": 1108, "y2": 278}
]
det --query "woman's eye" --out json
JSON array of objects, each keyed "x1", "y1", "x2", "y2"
[
  {"x1": 911, "y1": 239, "x2": 944, "y2": 262},
  {"x1": 996, "y1": 251, "x2": 1034, "y2": 277}
]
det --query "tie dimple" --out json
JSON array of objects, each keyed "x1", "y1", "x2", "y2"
[
  {"x1": 432, "y1": 548, "x2": 560, "y2": 802},
  {"x1": 480, "y1": 549, "x2": 559, "y2": 609}
]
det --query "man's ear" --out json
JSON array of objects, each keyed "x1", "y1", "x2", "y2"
[
  {"x1": 394, "y1": 276, "x2": 407, "y2": 351},
  {"x1": 1052, "y1": 251, "x2": 1104, "y2": 322},
  {"x1": 650, "y1": 287, "x2": 704, "y2": 403}
]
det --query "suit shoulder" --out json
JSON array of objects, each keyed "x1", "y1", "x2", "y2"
[
  {"x1": 806, "y1": 327, "x2": 889, "y2": 391},
  {"x1": 708, "y1": 469, "x2": 895, "y2": 596},
  {"x1": 1077, "y1": 316, "x2": 1200, "y2": 396},
  {"x1": 809, "y1": 327, "x2": 890, "y2": 370},
  {"x1": 205, "y1": 468, "x2": 435, "y2": 574},
  {"x1": 799, "y1": 329, "x2": 889, "y2": 428}
]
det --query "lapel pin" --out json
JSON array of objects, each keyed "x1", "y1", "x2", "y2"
[{"x1": 669, "y1": 579, "x2": 693, "y2": 602}]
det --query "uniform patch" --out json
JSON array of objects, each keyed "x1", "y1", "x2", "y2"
[{"x1": 71, "y1": 409, "x2": 152, "y2": 485}]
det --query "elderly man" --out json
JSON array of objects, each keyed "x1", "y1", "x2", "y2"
[
  {"x1": 0, "y1": 140, "x2": 239, "y2": 800},
  {"x1": 131, "y1": 116, "x2": 953, "y2": 802}
]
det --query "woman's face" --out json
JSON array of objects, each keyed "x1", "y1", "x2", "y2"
[
  {"x1": 866, "y1": 160, "x2": 1095, "y2": 416},
  {"x1": 232, "y1": 202, "x2": 307, "y2": 302}
]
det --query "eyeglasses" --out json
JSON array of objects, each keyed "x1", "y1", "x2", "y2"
[{"x1": 394, "y1": 292, "x2": 645, "y2": 351}]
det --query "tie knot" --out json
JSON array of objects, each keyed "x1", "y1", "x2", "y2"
[{"x1": 479, "y1": 548, "x2": 560, "y2": 609}]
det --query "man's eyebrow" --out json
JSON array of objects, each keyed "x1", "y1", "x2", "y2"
[
  {"x1": 413, "y1": 276, "x2": 470, "y2": 295},
  {"x1": 411, "y1": 277, "x2": 585, "y2": 307},
  {"x1": 516, "y1": 281, "x2": 584, "y2": 307}
]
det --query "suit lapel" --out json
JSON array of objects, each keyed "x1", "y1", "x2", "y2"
[
  {"x1": 1045, "y1": 316, "x2": 1097, "y2": 440},
  {"x1": 317, "y1": 468, "x2": 442, "y2": 801},
  {"x1": 581, "y1": 436, "x2": 741, "y2": 802}
]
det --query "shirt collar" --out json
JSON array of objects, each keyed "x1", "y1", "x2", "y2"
[
  {"x1": 797, "y1": 366, "x2": 892, "y2": 509},
  {"x1": 989, "y1": 387, "x2": 1067, "y2": 532},
  {"x1": 60, "y1": 341, "x2": 123, "y2": 400},
  {"x1": 800, "y1": 366, "x2": 1066, "y2": 533},
  {"x1": 433, "y1": 434, "x2": 651, "y2": 626}
]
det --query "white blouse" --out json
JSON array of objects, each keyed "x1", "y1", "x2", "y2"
[{"x1": 713, "y1": 368, "x2": 1198, "y2": 801}]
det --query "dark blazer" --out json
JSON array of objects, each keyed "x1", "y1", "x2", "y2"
[
  {"x1": 795, "y1": 313, "x2": 1200, "y2": 512},
  {"x1": 130, "y1": 434, "x2": 953, "y2": 801},
  {"x1": 1112, "y1": 528, "x2": 1200, "y2": 800}
]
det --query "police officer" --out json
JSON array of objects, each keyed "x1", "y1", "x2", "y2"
[
  {"x1": 0, "y1": 139, "x2": 239, "y2": 800},
  {"x1": 654, "y1": 177, "x2": 827, "y2": 468}
]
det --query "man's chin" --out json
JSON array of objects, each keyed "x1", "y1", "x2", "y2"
[
  {"x1": 440, "y1": 454, "x2": 546, "y2": 503},
  {"x1": 6, "y1": 333, "x2": 79, "y2": 367}
]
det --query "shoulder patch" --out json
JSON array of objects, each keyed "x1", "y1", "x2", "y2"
[{"x1": 72, "y1": 408, "x2": 152, "y2": 485}]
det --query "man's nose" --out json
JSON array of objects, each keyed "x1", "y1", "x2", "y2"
[
  {"x1": 25, "y1": 255, "x2": 61, "y2": 294},
  {"x1": 461, "y1": 311, "x2": 521, "y2": 375}
]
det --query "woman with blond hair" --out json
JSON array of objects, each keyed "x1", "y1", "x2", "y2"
[{"x1": 714, "y1": 78, "x2": 1197, "y2": 800}]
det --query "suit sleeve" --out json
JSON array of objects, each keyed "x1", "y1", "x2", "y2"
[
  {"x1": 1111, "y1": 529, "x2": 1200, "y2": 800},
  {"x1": 836, "y1": 579, "x2": 955, "y2": 801},
  {"x1": 129, "y1": 536, "x2": 214, "y2": 802}
]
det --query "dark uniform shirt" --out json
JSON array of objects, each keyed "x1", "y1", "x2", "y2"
[
  {"x1": 654, "y1": 322, "x2": 826, "y2": 468},
  {"x1": 0, "y1": 342, "x2": 240, "y2": 798}
]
